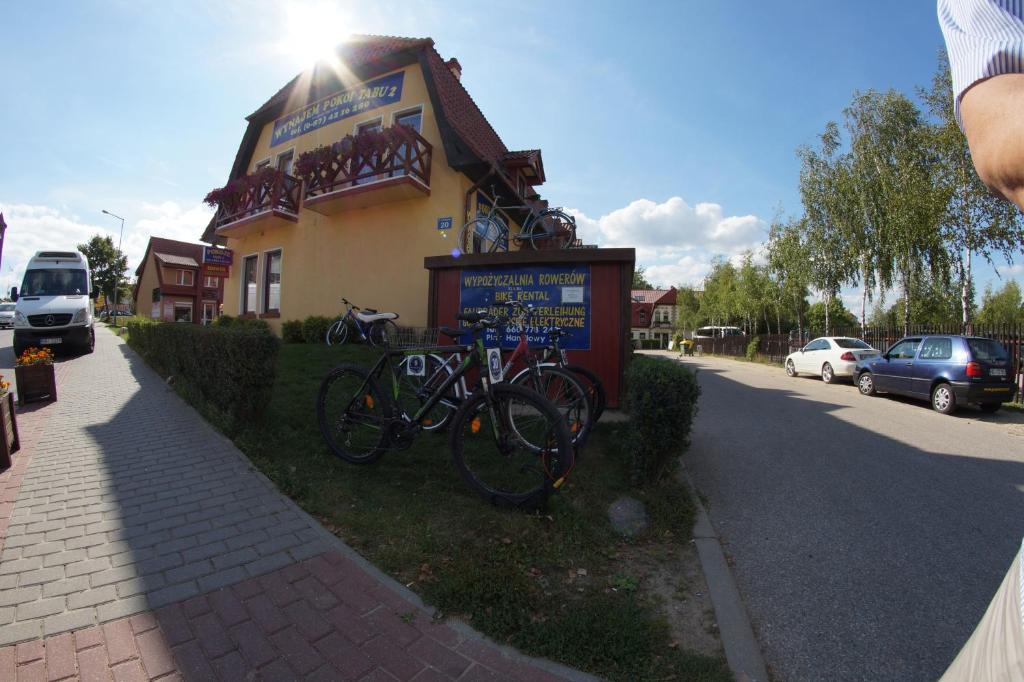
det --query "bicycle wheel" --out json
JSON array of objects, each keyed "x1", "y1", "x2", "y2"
[
  {"x1": 450, "y1": 383, "x2": 573, "y2": 510},
  {"x1": 563, "y1": 364, "x2": 606, "y2": 422},
  {"x1": 317, "y1": 364, "x2": 391, "y2": 463},
  {"x1": 367, "y1": 320, "x2": 399, "y2": 347},
  {"x1": 511, "y1": 366, "x2": 593, "y2": 448},
  {"x1": 325, "y1": 320, "x2": 349, "y2": 346},
  {"x1": 394, "y1": 354, "x2": 456, "y2": 432},
  {"x1": 528, "y1": 209, "x2": 577, "y2": 250},
  {"x1": 458, "y1": 217, "x2": 505, "y2": 255}
]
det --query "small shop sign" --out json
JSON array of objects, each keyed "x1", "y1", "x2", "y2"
[
  {"x1": 437, "y1": 216, "x2": 453, "y2": 230},
  {"x1": 203, "y1": 247, "x2": 234, "y2": 265}
]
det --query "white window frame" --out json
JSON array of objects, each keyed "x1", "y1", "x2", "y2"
[
  {"x1": 173, "y1": 301, "x2": 193, "y2": 322},
  {"x1": 390, "y1": 105, "x2": 424, "y2": 131},
  {"x1": 262, "y1": 247, "x2": 283, "y2": 314},
  {"x1": 275, "y1": 147, "x2": 295, "y2": 175},
  {"x1": 176, "y1": 269, "x2": 195, "y2": 286},
  {"x1": 202, "y1": 301, "x2": 217, "y2": 325},
  {"x1": 353, "y1": 116, "x2": 384, "y2": 135},
  {"x1": 253, "y1": 157, "x2": 271, "y2": 172},
  {"x1": 204, "y1": 275, "x2": 219, "y2": 288},
  {"x1": 240, "y1": 252, "x2": 260, "y2": 315}
]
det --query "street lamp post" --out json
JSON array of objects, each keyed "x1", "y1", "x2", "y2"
[{"x1": 101, "y1": 210, "x2": 126, "y2": 318}]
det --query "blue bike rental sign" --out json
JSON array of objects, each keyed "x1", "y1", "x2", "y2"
[{"x1": 458, "y1": 265, "x2": 591, "y2": 350}]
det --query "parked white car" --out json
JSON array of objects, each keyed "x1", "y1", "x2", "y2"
[{"x1": 785, "y1": 337, "x2": 880, "y2": 384}]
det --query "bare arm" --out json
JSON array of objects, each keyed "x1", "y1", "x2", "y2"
[{"x1": 960, "y1": 75, "x2": 1024, "y2": 212}]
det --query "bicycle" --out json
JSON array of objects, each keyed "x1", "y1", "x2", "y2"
[
  {"x1": 316, "y1": 312, "x2": 575, "y2": 509},
  {"x1": 458, "y1": 186, "x2": 577, "y2": 254},
  {"x1": 325, "y1": 298, "x2": 399, "y2": 346},
  {"x1": 535, "y1": 327, "x2": 607, "y2": 423},
  {"x1": 394, "y1": 302, "x2": 594, "y2": 447}
]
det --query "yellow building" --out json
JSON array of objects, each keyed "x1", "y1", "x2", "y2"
[{"x1": 201, "y1": 35, "x2": 552, "y2": 332}]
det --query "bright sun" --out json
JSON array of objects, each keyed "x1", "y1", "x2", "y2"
[{"x1": 280, "y1": 2, "x2": 352, "y2": 68}]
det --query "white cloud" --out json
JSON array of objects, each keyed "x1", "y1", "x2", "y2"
[
  {"x1": 567, "y1": 197, "x2": 767, "y2": 288},
  {"x1": 0, "y1": 201, "x2": 213, "y2": 296}
]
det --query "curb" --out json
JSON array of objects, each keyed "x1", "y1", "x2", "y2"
[{"x1": 682, "y1": 467, "x2": 769, "y2": 682}]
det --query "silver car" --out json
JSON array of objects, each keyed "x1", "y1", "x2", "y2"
[{"x1": 0, "y1": 303, "x2": 15, "y2": 329}]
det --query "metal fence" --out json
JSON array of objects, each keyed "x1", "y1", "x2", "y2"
[{"x1": 692, "y1": 323, "x2": 1024, "y2": 377}]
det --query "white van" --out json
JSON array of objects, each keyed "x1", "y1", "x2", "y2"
[{"x1": 11, "y1": 251, "x2": 97, "y2": 355}]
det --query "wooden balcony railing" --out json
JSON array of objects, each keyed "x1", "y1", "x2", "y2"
[
  {"x1": 296, "y1": 125, "x2": 432, "y2": 212},
  {"x1": 205, "y1": 168, "x2": 301, "y2": 234}
]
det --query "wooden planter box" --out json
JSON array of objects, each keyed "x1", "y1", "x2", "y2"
[
  {"x1": 15, "y1": 363, "x2": 57, "y2": 406},
  {"x1": 0, "y1": 392, "x2": 19, "y2": 470}
]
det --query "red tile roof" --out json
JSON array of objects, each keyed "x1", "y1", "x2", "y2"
[
  {"x1": 630, "y1": 288, "x2": 676, "y2": 305},
  {"x1": 136, "y1": 238, "x2": 204, "y2": 277}
]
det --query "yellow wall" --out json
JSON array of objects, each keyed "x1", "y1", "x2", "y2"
[
  {"x1": 221, "y1": 63, "x2": 521, "y2": 333},
  {"x1": 134, "y1": 252, "x2": 161, "y2": 319}
]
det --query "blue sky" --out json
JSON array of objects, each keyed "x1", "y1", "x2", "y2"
[{"x1": 1, "y1": 0, "x2": 1020, "y2": 306}]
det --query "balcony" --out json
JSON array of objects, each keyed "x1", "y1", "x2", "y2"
[
  {"x1": 205, "y1": 168, "x2": 301, "y2": 238},
  {"x1": 297, "y1": 125, "x2": 432, "y2": 216}
]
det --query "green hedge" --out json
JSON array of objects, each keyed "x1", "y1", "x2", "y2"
[
  {"x1": 301, "y1": 315, "x2": 333, "y2": 344},
  {"x1": 624, "y1": 355, "x2": 701, "y2": 485},
  {"x1": 282, "y1": 320, "x2": 304, "y2": 343},
  {"x1": 126, "y1": 319, "x2": 280, "y2": 435},
  {"x1": 635, "y1": 339, "x2": 662, "y2": 350}
]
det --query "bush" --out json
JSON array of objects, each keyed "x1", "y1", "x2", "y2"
[
  {"x1": 282, "y1": 320, "x2": 304, "y2": 343},
  {"x1": 746, "y1": 336, "x2": 760, "y2": 361},
  {"x1": 125, "y1": 319, "x2": 280, "y2": 435},
  {"x1": 301, "y1": 315, "x2": 333, "y2": 344},
  {"x1": 623, "y1": 355, "x2": 700, "y2": 485},
  {"x1": 214, "y1": 315, "x2": 271, "y2": 333},
  {"x1": 214, "y1": 314, "x2": 234, "y2": 327},
  {"x1": 636, "y1": 339, "x2": 661, "y2": 350}
]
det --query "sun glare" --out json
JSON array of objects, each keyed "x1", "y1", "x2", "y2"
[{"x1": 281, "y1": 2, "x2": 352, "y2": 69}]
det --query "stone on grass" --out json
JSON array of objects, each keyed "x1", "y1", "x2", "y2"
[{"x1": 608, "y1": 496, "x2": 648, "y2": 537}]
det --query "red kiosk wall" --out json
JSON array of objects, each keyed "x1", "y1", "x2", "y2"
[{"x1": 425, "y1": 248, "x2": 635, "y2": 408}]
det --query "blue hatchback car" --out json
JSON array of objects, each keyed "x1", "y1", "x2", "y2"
[{"x1": 855, "y1": 335, "x2": 1015, "y2": 414}]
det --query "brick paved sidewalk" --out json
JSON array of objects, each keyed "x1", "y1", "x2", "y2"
[{"x1": 0, "y1": 327, "x2": 591, "y2": 681}]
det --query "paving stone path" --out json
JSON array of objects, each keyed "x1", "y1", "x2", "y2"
[{"x1": 0, "y1": 327, "x2": 590, "y2": 681}]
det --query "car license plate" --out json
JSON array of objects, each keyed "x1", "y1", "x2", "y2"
[
  {"x1": 40, "y1": 337, "x2": 62, "y2": 345},
  {"x1": 990, "y1": 368, "x2": 1006, "y2": 377}
]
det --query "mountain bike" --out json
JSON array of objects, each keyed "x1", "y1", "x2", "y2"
[
  {"x1": 458, "y1": 187, "x2": 577, "y2": 254},
  {"x1": 325, "y1": 298, "x2": 399, "y2": 346},
  {"x1": 394, "y1": 303, "x2": 594, "y2": 447},
  {"x1": 316, "y1": 312, "x2": 575, "y2": 509},
  {"x1": 534, "y1": 327, "x2": 606, "y2": 422}
]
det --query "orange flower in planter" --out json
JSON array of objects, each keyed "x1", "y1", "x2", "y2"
[{"x1": 16, "y1": 347, "x2": 54, "y2": 367}]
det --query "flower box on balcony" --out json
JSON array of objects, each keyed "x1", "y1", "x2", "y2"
[
  {"x1": 15, "y1": 355, "x2": 57, "y2": 406},
  {"x1": 0, "y1": 392, "x2": 20, "y2": 470},
  {"x1": 205, "y1": 168, "x2": 301, "y2": 238}
]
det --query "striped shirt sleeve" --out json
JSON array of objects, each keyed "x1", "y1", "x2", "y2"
[{"x1": 938, "y1": 0, "x2": 1024, "y2": 126}]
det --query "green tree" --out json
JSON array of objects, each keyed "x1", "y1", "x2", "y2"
[
  {"x1": 920, "y1": 53, "x2": 1024, "y2": 331},
  {"x1": 675, "y1": 287, "x2": 704, "y2": 334},
  {"x1": 77, "y1": 235, "x2": 127, "y2": 305},
  {"x1": 700, "y1": 259, "x2": 740, "y2": 327},
  {"x1": 632, "y1": 266, "x2": 655, "y2": 290},
  {"x1": 844, "y1": 89, "x2": 947, "y2": 335},
  {"x1": 977, "y1": 280, "x2": 1024, "y2": 325},
  {"x1": 806, "y1": 298, "x2": 857, "y2": 333},
  {"x1": 767, "y1": 216, "x2": 811, "y2": 337}
]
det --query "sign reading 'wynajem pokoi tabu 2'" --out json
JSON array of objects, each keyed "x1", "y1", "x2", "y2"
[{"x1": 271, "y1": 72, "x2": 405, "y2": 146}]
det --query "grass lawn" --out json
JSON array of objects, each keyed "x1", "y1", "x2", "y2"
[{"x1": 232, "y1": 342, "x2": 731, "y2": 681}]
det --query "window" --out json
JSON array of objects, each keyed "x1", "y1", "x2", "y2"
[
  {"x1": 242, "y1": 255, "x2": 258, "y2": 314},
  {"x1": 276, "y1": 150, "x2": 294, "y2": 175},
  {"x1": 639, "y1": 310, "x2": 647, "y2": 324},
  {"x1": 919, "y1": 338, "x2": 953, "y2": 360},
  {"x1": 202, "y1": 302, "x2": 216, "y2": 325},
  {"x1": 834, "y1": 338, "x2": 872, "y2": 349},
  {"x1": 175, "y1": 270, "x2": 194, "y2": 286},
  {"x1": 263, "y1": 250, "x2": 282, "y2": 313},
  {"x1": 254, "y1": 158, "x2": 270, "y2": 171},
  {"x1": 204, "y1": 276, "x2": 219, "y2": 288},
  {"x1": 639, "y1": 333, "x2": 646, "y2": 340},
  {"x1": 392, "y1": 109, "x2": 423, "y2": 179},
  {"x1": 173, "y1": 302, "x2": 193, "y2": 322},
  {"x1": 967, "y1": 338, "x2": 1009, "y2": 362},
  {"x1": 887, "y1": 339, "x2": 921, "y2": 360},
  {"x1": 354, "y1": 119, "x2": 384, "y2": 185}
]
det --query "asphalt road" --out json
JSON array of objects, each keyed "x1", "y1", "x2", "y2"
[{"x1": 663, "y1": 351, "x2": 1024, "y2": 682}]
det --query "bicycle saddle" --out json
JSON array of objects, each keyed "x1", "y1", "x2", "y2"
[
  {"x1": 440, "y1": 326, "x2": 467, "y2": 340},
  {"x1": 355, "y1": 311, "x2": 398, "y2": 322},
  {"x1": 547, "y1": 329, "x2": 570, "y2": 338},
  {"x1": 456, "y1": 311, "x2": 485, "y2": 323}
]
